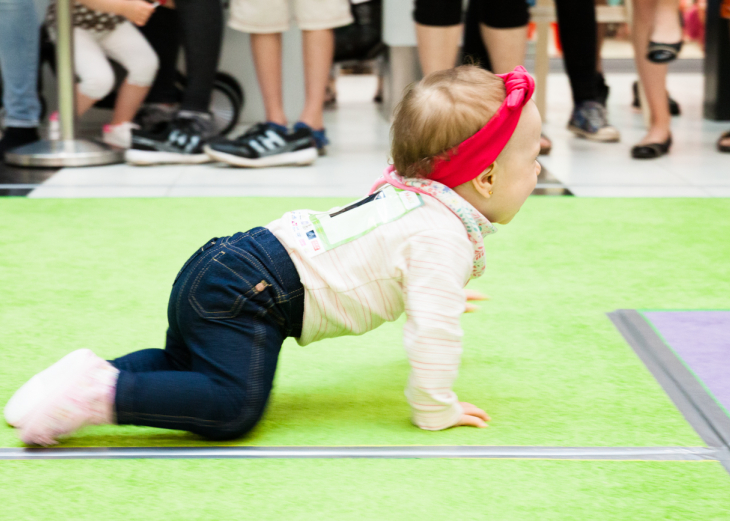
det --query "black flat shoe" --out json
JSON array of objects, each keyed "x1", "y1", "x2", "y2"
[
  {"x1": 718, "y1": 131, "x2": 730, "y2": 153},
  {"x1": 631, "y1": 135, "x2": 672, "y2": 159},
  {"x1": 647, "y1": 40, "x2": 683, "y2": 63}
]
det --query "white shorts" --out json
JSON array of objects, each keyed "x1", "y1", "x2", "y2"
[
  {"x1": 74, "y1": 22, "x2": 159, "y2": 99},
  {"x1": 228, "y1": 0, "x2": 354, "y2": 33}
]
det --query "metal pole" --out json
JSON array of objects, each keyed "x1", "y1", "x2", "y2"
[
  {"x1": 5, "y1": 0, "x2": 124, "y2": 167},
  {"x1": 56, "y1": 0, "x2": 77, "y2": 141}
]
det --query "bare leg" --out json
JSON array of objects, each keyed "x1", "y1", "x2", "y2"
[
  {"x1": 110, "y1": 82, "x2": 151, "y2": 125},
  {"x1": 478, "y1": 24, "x2": 527, "y2": 73},
  {"x1": 76, "y1": 90, "x2": 98, "y2": 116},
  {"x1": 299, "y1": 29, "x2": 334, "y2": 130},
  {"x1": 650, "y1": 0, "x2": 683, "y2": 43},
  {"x1": 632, "y1": 0, "x2": 672, "y2": 144},
  {"x1": 415, "y1": 23, "x2": 462, "y2": 75},
  {"x1": 250, "y1": 32, "x2": 287, "y2": 126}
]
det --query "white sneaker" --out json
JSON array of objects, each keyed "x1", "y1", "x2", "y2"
[
  {"x1": 102, "y1": 122, "x2": 137, "y2": 149},
  {"x1": 48, "y1": 111, "x2": 60, "y2": 141}
]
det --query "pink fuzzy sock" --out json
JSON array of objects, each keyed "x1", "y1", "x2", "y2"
[{"x1": 19, "y1": 355, "x2": 119, "y2": 446}]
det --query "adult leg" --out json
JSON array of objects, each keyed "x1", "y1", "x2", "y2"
[
  {"x1": 477, "y1": 0, "x2": 528, "y2": 74},
  {"x1": 0, "y1": 0, "x2": 41, "y2": 156},
  {"x1": 632, "y1": 0, "x2": 672, "y2": 146},
  {"x1": 554, "y1": 0, "x2": 598, "y2": 105},
  {"x1": 413, "y1": 0, "x2": 463, "y2": 75},
  {"x1": 137, "y1": 5, "x2": 180, "y2": 105},
  {"x1": 650, "y1": 0, "x2": 683, "y2": 44},
  {"x1": 556, "y1": 0, "x2": 619, "y2": 142},
  {"x1": 250, "y1": 32, "x2": 287, "y2": 126},
  {"x1": 462, "y1": 0, "x2": 491, "y2": 69},
  {"x1": 476, "y1": 0, "x2": 550, "y2": 149},
  {"x1": 174, "y1": 0, "x2": 223, "y2": 113},
  {"x1": 298, "y1": 29, "x2": 334, "y2": 130},
  {"x1": 0, "y1": 0, "x2": 41, "y2": 127}
]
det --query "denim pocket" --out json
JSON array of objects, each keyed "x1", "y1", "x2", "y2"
[
  {"x1": 188, "y1": 250, "x2": 252, "y2": 320},
  {"x1": 173, "y1": 237, "x2": 219, "y2": 286}
]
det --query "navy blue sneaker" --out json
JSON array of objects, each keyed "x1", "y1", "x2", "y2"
[
  {"x1": 204, "y1": 122, "x2": 317, "y2": 168},
  {"x1": 294, "y1": 121, "x2": 329, "y2": 155}
]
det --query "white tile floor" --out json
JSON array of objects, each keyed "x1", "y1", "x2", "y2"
[{"x1": 28, "y1": 73, "x2": 729, "y2": 199}]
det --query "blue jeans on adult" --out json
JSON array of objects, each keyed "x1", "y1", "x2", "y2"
[
  {"x1": 111, "y1": 228, "x2": 305, "y2": 440},
  {"x1": 0, "y1": 0, "x2": 42, "y2": 127}
]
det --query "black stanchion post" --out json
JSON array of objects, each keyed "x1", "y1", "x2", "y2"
[{"x1": 704, "y1": 0, "x2": 730, "y2": 120}]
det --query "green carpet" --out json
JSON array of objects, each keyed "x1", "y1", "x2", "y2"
[
  {"x1": 1, "y1": 459, "x2": 729, "y2": 520},
  {"x1": 1, "y1": 197, "x2": 729, "y2": 447}
]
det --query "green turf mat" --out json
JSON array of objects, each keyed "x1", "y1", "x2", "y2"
[
  {"x1": 1, "y1": 459, "x2": 729, "y2": 520},
  {"x1": 1, "y1": 197, "x2": 729, "y2": 447}
]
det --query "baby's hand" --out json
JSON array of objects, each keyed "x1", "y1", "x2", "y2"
[
  {"x1": 455, "y1": 402, "x2": 491, "y2": 428},
  {"x1": 464, "y1": 289, "x2": 489, "y2": 313},
  {"x1": 122, "y1": 0, "x2": 156, "y2": 26}
]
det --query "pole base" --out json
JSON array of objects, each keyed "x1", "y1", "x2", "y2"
[{"x1": 5, "y1": 139, "x2": 124, "y2": 168}]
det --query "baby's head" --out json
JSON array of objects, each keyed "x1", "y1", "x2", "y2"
[{"x1": 391, "y1": 65, "x2": 542, "y2": 224}]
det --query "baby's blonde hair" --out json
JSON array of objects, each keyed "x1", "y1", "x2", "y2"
[{"x1": 390, "y1": 65, "x2": 506, "y2": 179}]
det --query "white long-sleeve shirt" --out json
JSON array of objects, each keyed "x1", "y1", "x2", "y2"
[{"x1": 266, "y1": 192, "x2": 476, "y2": 430}]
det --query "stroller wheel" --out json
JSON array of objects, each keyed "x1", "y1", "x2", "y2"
[
  {"x1": 211, "y1": 74, "x2": 243, "y2": 136},
  {"x1": 174, "y1": 71, "x2": 244, "y2": 137}
]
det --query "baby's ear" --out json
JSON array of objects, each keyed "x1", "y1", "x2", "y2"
[{"x1": 472, "y1": 163, "x2": 497, "y2": 197}]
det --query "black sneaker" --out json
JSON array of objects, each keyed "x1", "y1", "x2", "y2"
[
  {"x1": 1, "y1": 127, "x2": 40, "y2": 161},
  {"x1": 567, "y1": 101, "x2": 621, "y2": 142},
  {"x1": 204, "y1": 122, "x2": 317, "y2": 167},
  {"x1": 133, "y1": 103, "x2": 179, "y2": 133},
  {"x1": 125, "y1": 111, "x2": 214, "y2": 165}
]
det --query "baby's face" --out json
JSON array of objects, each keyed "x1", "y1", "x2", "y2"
[{"x1": 488, "y1": 102, "x2": 543, "y2": 224}]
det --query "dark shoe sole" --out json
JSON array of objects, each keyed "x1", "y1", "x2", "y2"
[
  {"x1": 204, "y1": 145, "x2": 317, "y2": 168},
  {"x1": 631, "y1": 136, "x2": 672, "y2": 159}
]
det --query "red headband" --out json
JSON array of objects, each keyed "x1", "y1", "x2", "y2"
[{"x1": 428, "y1": 66, "x2": 535, "y2": 188}]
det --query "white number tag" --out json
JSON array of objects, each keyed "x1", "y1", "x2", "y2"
[{"x1": 289, "y1": 186, "x2": 423, "y2": 256}]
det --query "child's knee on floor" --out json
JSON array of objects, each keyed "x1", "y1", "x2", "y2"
[{"x1": 196, "y1": 392, "x2": 267, "y2": 441}]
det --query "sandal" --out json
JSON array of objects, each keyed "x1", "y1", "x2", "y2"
[
  {"x1": 647, "y1": 40, "x2": 684, "y2": 63},
  {"x1": 539, "y1": 133, "x2": 552, "y2": 156},
  {"x1": 631, "y1": 134, "x2": 672, "y2": 159},
  {"x1": 718, "y1": 131, "x2": 730, "y2": 153}
]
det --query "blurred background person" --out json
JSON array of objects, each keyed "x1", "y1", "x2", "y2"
[
  {"x1": 44, "y1": 0, "x2": 159, "y2": 148},
  {"x1": 630, "y1": 0, "x2": 683, "y2": 158},
  {"x1": 0, "y1": 0, "x2": 42, "y2": 160},
  {"x1": 414, "y1": 0, "x2": 619, "y2": 157},
  {"x1": 203, "y1": 0, "x2": 353, "y2": 167},
  {"x1": 125, "y1": 0, "x2": 224, "y2": 165},
  {"x1": 717, "y1": 0, "x2": 730, "y2": 152}
]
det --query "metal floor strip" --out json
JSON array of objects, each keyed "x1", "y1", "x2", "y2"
[
  {"x1": 0, "y1": 445, "x2": 721, "y2": 461},
  {"x1": 609, "y1": 309, "x2": 730, "y2": 475}
]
